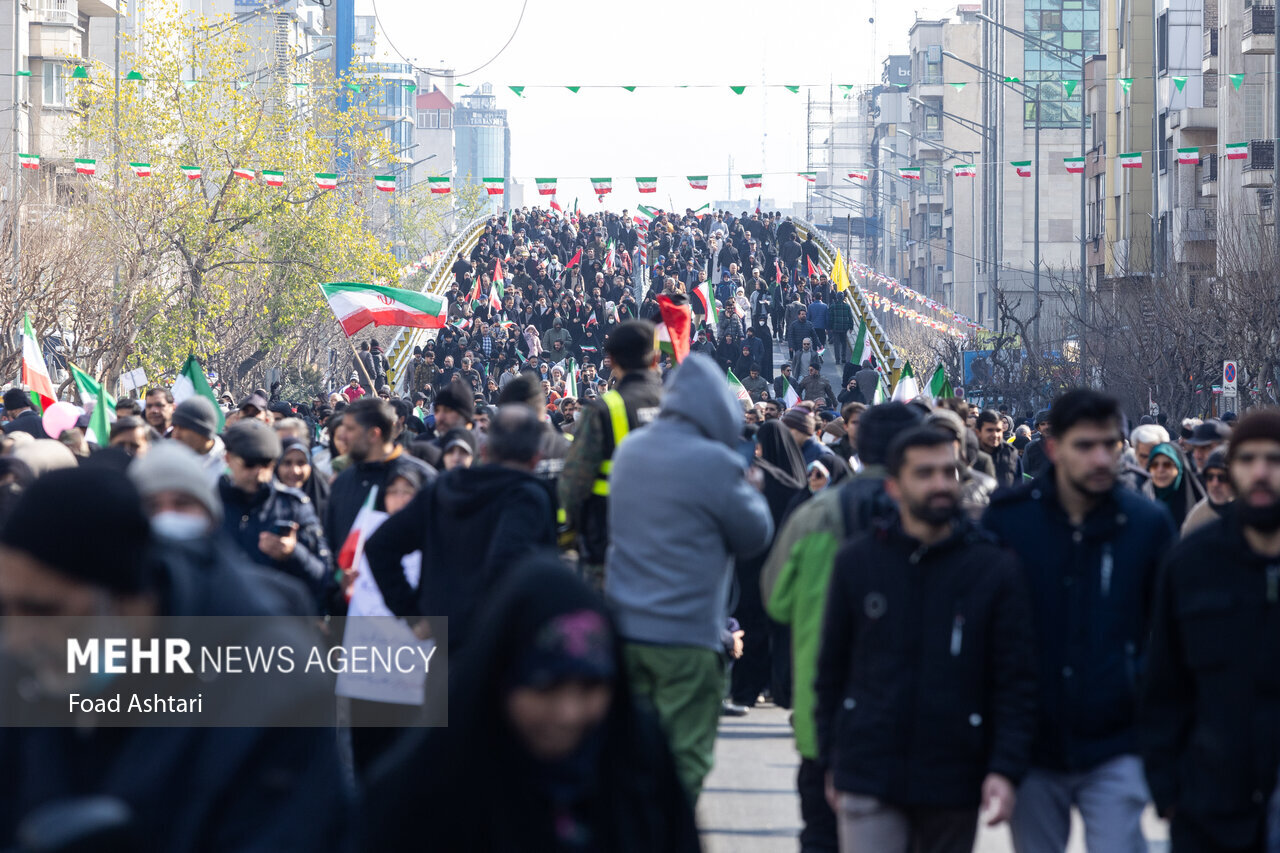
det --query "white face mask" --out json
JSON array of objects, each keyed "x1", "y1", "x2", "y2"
[{"x1": 151, "y1": 511, "x2": 210, "y2": 542}]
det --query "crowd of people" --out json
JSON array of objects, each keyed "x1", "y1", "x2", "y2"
[{"x1": 0, "y1": 205, "x2": 1273, "y2": 853}]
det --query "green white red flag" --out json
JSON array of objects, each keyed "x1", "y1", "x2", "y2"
[
  {"x1": 1012, "y1": 161, "x2": 1032, "y2": 177},
  {"x1": 427, "y1": 176, "x2": 450, "y2": 194},
  {"x1": 591, "y1": 178, "x2": 612, "y2": 196},
  {"x1": 741, "y1": 173, "x2": 762, "y2": 188},
  {"x1": 1177, "y1": 147, "x2": 1199, "y2": 165},
  {"x1": 232, "y1": 167, "x2": 255, "y2": 181},
  {"x1": 535, "y1": 178, "x2": 557, "y2": 195},
  {"x1": 20, "y1": 313, "x2": 56, "y2": 413},
  {"x1": 635, "y1": 177, "x2": 657, "y2": 193},
  {"x1": 726, "y1": 369, "x2": 752, "y2": 406},
  {"x1": 693, "y1": 282, "x2": 718, "y2": 331},
  {"x1": 1064, "y1": 157, "x2": 1085, "y2": 174},
  {"x1": 262, "y1": 170, "x2": 284, "y2": 187},
  {"x1": 849, "y1": 319, "x2": 870, "y2": 365},
  {"x1": 1226, "y1": 142, "x2": 1249, "y2": 160},
  {"x1": 315, "y1": 173, "x2": 338, "y2": 190},
  {"x1": 482, "y1": 177, "x2": 504, "y2": 195},
  {"x1": 18, "y1": 154, "x2": 38, "y2": 170},
  {"x1": 656, "y1": 295, "x2": 691, "y2": 363},
  {"x1": 688, "y1": 176, "x2": 708, "y2": 190},
  {"x1": 129, "y1": 162, "x2": 152, "y2": 177},
  {"x1": 74, "y1": 158, "x2": 96, "y2": 175},
  {"x1": 181, "y1": 165, "x2": 202, "y2": 180},
  {"x1": 1119, "y1": 152, "x2": 1143, "y2": 169},
  {"x1": 320, "y1": 282, "x2": 447, "y2": 335},
  {"x1": 171, "y1": 354, "x2": 225, "y2": 432},
  {"x1": 374, "y1": 175, "x2": 396, "y2": 192}
]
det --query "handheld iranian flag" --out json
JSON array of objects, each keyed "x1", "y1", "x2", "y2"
[
  {"x1": 848, "y1": 170, "x2": 869, "y2": 180},
  {"x1": 482, "y1": 177, "x2": 504, "y2": 195},
  {"x1": 171, "y1": 355, "x2": 225, "y2": 432},
  {"x1": 535, "y1": 178, "x2": 557, "y2": 195},
  {"x1": 656, "y1": 295, "x2": 692, "y2": 363},
  {"x1": 181, "y1": 165, "x2": 202, "y2": 180},
  {"x1": 1177, "y1": 147, "x2": 1199, "y2": 165},
  {"x1": 635, "y1": 177, "x2": 657, "y2": 193},
  {"x1": 262, "y1": 170, "x2": 285, "y2": 187},
  {"x1": 426, "y1": 176, "x2": 450, "y2": 194},
  {"x1": 489, "y1": 258, "x2": 505, "y2": 310},
  {"x1": 1064, "y1": 157, "x2": 1085, "y2": 174},
  {"x1": 320, "y1": 282, "x2": 448, "y2": 335},
  {"x1": 741, "y1": 173, "x2": 762, "y2": 189},
  {"x1": 899, "y1": 166, "x2": 922, "y2": 180},
  {"x1": 129, "y1": 162, "x2": 152, "y2": 177},
  {"x1": 688, "y1": 175, "x2": 709, "y2": 190},
  {"x1": 315, "y1": 172, "x2": 338, "y2": 190},
  {"x1": 726, "y1": 369, "x2": 752, "y2": 407},
  {"x1": 693, "y1": 282, "x2": 718, "y2": 331},
  {"x1": 798, "y1": 171, "x2": 818, "y2": 183},
  {"x1": 1119, "y1": 152, "x2": 1143, "y2": 169},
  {"x1": 87, "y1": 381, "x2": 111, "y2": 447},
  {"x1": 74, "y1": 158, "x2": 96, "y2": 176},
  {"x1": 928, "y1": 363, "x2": 954, "y2": 399},
  {"x1": 635, "y1": 204, "x2": 658, "y2": 224},
  {"x1": 891, "y1": 361, "x2": 919, "y2": 402},
  {"x1": 1226, "y1": 142, "x2": 1249, "y2": 160},
  {"x1": 18, "y1": 154, "x2": 38, "y2": 170},
  {"x1": 604, "y1": 239, "x2": 617, "y2": 268},
  {"x1": 590, "y1": 177, "x2": 612, "y2": 196},
  {"x1": 782, "y1": 377, "x2": 800, "y2": 408},
  {"x1": 68, "y1": 362, "x2": 117, "y2": 411},
  {"x1": 952, "y1": 164, "x2": 977, "y2": 177},
  {"x1": 563, "y1": 358, "x2": 578, "y2": 399},
  {"x1": 19, "y1": 313, "x2": 56, "y2": 413},
  {"x1": 1012, "y1": 161, "x2": 1032, "y2": 177},
  {"x1": 232, "y1": 167, "x2": 255, "y2": 181},
  {"x1": 849, "y1": 319, "x2": 870, "y2": 365},
  {"x1": 549, "y1": 197, "x2": 563, "y2": 212},
  {"x1": 374, "y1": 175, "x2": 396, "y2": 192}
]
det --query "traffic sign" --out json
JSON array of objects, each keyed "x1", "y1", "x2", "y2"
[{"x1": 1224, "y1": 360, "x2": 1238, "y2": 390}]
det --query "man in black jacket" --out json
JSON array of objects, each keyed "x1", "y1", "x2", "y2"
[
  {"x1": 1141, "y1": 409, "x2": 1280, "y2": 853},
  {"x1": 815, "y1": 427, "x2": 1036, "y2": 851},
  {"x1": 366, "y1": 404, "x2": 556, "y2": 655},
  {"x1": 977, "y1": 409, "x2": 1022, "y2": 489},
  {"x1": 0, "y1": 388, "x2": 46, "y2": 439}
]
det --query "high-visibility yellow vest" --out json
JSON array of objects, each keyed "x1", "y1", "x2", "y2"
[{"x1": 591, "y1": 390, "x2": 631, "y2": 496}]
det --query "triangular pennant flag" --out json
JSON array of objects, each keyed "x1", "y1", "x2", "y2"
[
  {"x1": 1062, "y1": 79, "x2": 1079, "y2": 97},
  {"x1": 509, "y1": 86, "x2": 525, "y2": 97},
  {"x1": 785, "y1": 85, "x2": 800, "y2": 93},
  {"x1": 1119, "y1": 77, "x2": 1133, "y2": 93},
  {"x1": 1173, "y1": 76, "x2": 1187, "y2": 92},
  {"x1": 622, "y1": 86, "x2": 636, "y2": 92},
  {"x1": 729, "y1": 85, "x2": 746, "y2": 95},
  {"x1": 1003, "y1": 76, "x2": 1020, "y2": 83},
  {"x1": 565, "y1": 86, "x2": 580, "y2": 93},
  {"x1": 124, "y1": 70, "x2": 144, "y2": 82},
  {"x1": 1230, "y1": 73, "x2": 1245, "y2": 90},
  {"x1": 346, "y1": 81, "x2": 361, "y2": 93},
  {"x1": 947, "y1": 82, "x2": 967, "y2": 91},
  {"x1": 70, "y1": 66, "x2": 88, "y2": 79}
]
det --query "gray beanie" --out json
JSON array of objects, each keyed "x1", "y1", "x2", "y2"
[
  {"x1": 171, "y1": 396, "x2": 219, "y2": 439},
  {"x1": 129, "y1": 442, "x2": 222, "y2": 522}
]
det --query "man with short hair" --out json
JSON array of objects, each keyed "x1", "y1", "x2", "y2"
[
  {"x1": 1130, "y1": 423, "x2": 1171, "y2": 470},
  {"x1": 170, "y1": 396, "x2": 226, "y2": 486},
  {"x1": 977, "y1": 409, "x2": 1022, "y2": 489},
  {"x1": 799, "y1": 364, "x2": 835, "y2": 408},
  {"x1": 0, "y1": 388, "x2": 46, "y2": 438},
  {"x1": 983, "y1": 389, "x2": 1177, "y2": 852},
  {"x1": 775, "y1": 363, "x2": 798, "y2": 403},
  {"x1": 144, "y1": 386, "x2": 175, "y2": 436},
  {"x1": 817, "y1": 427, "x2": 1035, "y2": 851},
  {"x1": 1020, "y1": 409, "x2": 1053, "y2": 480},
  {"x1": 763, "y1": 399, "x2": 782, "y2": 421},
  {"x1": 740, "y1": 364, "x2": 770, "y2": 403},
  {"x1": 109, "y1": 416, "x2": 153, "y2": 457},
  {"x1": 788, "y1": 309, "x2": 817, "y2": 359},
  {"x1": 237, "y1": 392, "x2": 272, "y2": 424},
  {"x1": 1141, "y1": 409, "x2": 1280, "y2": 853}
]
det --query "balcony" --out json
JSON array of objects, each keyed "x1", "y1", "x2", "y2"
[
  {"x1": 1201, "y1": 153, "x2": 1218, "y2": 197},
  {"x1": 1243, "y1": 5, "x2": 1275, "y2": 55},
  {"x1": 1184, "y1": 208, "x2": 1217, "y2": 242},
  {"x1": 1243, "y1": 139, "x2": 1274, "y2": 188},
  {"x1": 1203, "y1": 28, "x2": 1218, "y2": 72},
  {"x1": 32, "y1": 0, "x2": 76, "y2": 25}
]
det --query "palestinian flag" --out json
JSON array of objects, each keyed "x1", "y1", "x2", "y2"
[
  {"x1": 18, "y1": 153, "x2": 38, "y2": 170},
  {"x1": 635, "y1": 177, "x2": 657, "y2": 193},
  {"x1": 482, "y1": 177, "x2": 504, "y2": 195},
  {"x1": 798, "y1": 171, "x2": 818, "y2": 183},
  {"x1": 129, "y1": 162, "x2": 152, "y2": 177},
  {"x1": 848, "y1": 170, "x2": 868, "y2": 180},
  {"x1": 741, "y1": 173, "x2": 762, "y2": 188},
  {"x1": 262, "y1": 170, "x2": 285, "y2": 187},
  {"x1": 315, "y1": 172, "x2": 338, "y2": 190},
  {"x1": 426, "y1": 175, "x2": 450, "y2": 194},
  {"x1": 693, "y1": 282, "x2": 718, "y2": 330},
  {"x1": 782, "y1": 377, "x2": 800, "y2": 408},
  {"x1": 928, "y1": 363, "x2": 954, "y2": 399},
  {"x1": 1226, "y1": 142, "x2": 1249, "y2": 160},
  {"x1": 232, "y1": 167, "x2": 255, "y2": 181},
  {"x1": 1119, "y1": 152, "x2": 1143, "y2": 169},
  {"x1": 20, "y1": 313, "x2": 56, "y2": 413},
  {"x1": 320, "y1": 281, "x2": 448, "y2": 335},
  {"x1": 891, "y1": 361, "x2": 919, "y2": 402},
  {"x1": 849, "y1": 319, "x2": 870, "y2": 365},
  {"x1": 590, "y1": 177, "x2": 612, "y2": 196},
  {"x1": 374, "y1": 175, "x2": 396, "y2": 192},
  {"x1": 171, "y1": 354, "x2": 225, "y2": 432},
  {"x1": 1064, "y1": 157, "x2": 1085, "y2": 174},
  {"x1": 655, "y1": 322, "x2": 674, "y2": 358},
  {"x1": 74, "y1": 158, "x2": 96, "y2": 175},
  {"x1": 952, "y1": 164, "x2": 976, "y2": 177},
  {"x1": 899, "y1": 166, "x2": 921, "y2": 180},
  {"x1": 1012, "y1": 161, "x2": 1032, "y2": 177},
  {"x1": 535, "y1": 178, "x2": 557, "y2": 195},
  {"x1": 69, "y1": 362, "x2": 117, "y2": 411},
  {"x1": 181, "y1": 165, "x2": 202, "y2": 180},
  {"x1": 1177, "y1": 147, "x2": 1199, "y2": 165},
  {"x1": 726, "y1": 370, "x2": 752, "y2": 407},
  {"x1": 656, "y1": 295, "x2": 692, "y2": 363},
  {"x1": 688, "y1": 176, "x2": 709, "y2": 190}
]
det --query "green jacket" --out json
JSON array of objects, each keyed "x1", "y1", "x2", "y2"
[{"x1": 761, "y1": 467, "x2": 887, "y2": 759}]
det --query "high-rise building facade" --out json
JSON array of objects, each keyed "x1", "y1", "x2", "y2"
[{"x1": 454, "y1": 83, "x2": 509, "y2": 212}]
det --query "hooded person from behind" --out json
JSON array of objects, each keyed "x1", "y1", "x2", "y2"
[{"x1": 363, "y1": 556, "x2": 700, "y2": 853}]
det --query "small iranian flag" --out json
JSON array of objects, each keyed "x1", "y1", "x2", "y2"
[
  {"x1": 849, "y1": 319, "x2": 870, "y2": 365},
  {"x1": 1064, "y1": 157, "x2": 1085, "y2": 174},
  {"x1": 232, "y1": 167, "x2": 255, "y2": 181},
  {"x1": 591, "y1": 177, "x2": 612, "y2": 195},
  {"x1": 374, "y1": 175, "x2": 396, "y2": 192},
  {"x1": 181, "y1": 165, "x2": 202, "y2": 180},
  {"x1": 798, "y1": 171, "x2": 818, "y2": 182},
  {"x1": 1119, "y1": 152, "x2": 1143, "y2": 169},
  {"x1": 1177, "y1": 147, "x2": 1199, "y2": 165},
  {"x1": 17, "y1": 153, "x2": 38, "y2": 170},
  {"x1": 535, "y1": 178, "x2": 557, "y2": 195},
  {"x1": 171, "y1": 355, "x2": 225, "y2": 432},
  {"x1": 489, "y1": 258, "x2": 505, "y2": 310},
  {"x1": 605, "y1": 239, "x2": 617, "y2": 268},
  {"x1": 19, "y1": 313, "x2": 56, "y2": 414},
  {"x1": 482, "y1": 177, "x2": 505, "y2": 195},
  {"x1": 129, "y1": 162, "x2": 152, "y2": 177},
  {"x1": 741, "y1": 173, "x2": 762, "y2": 188},
  {"x1": 315, "y1": 173, "x2": 338, "y2": 190},
  {"x1": 899, "y1": 167, "x2": 922, "y2": 180},
  {"x1": 69, "y1": 362, "x2": 117, "y2": 412},
  {"x1": 952, "y1": 164, "x2": 977, "y2": 177},
  {"x1": 726, "y1": 369, "x2": 752, "y2": 407},
  {"x1": 1012, "y1": 161, "x2": 1032, "y2": 177},
  {"x1": 688, "y1": 175, "x2": 709, "y2": 190},
  {"x1": 320, "y1": 281, "x2": 448, "y2": 335},
  {"x1": 262, "y1": 170, "x2": 285, "y2": 187},
  {"x1": 1226, "y1": 142, "x2": 1249, "y2": 160},
  {"x1": 563, "y1": 359, "x2": 579, "y2": 399},
  {"x1": 424, "y1": 175, "x2": 449, "y2": 194},
  {"x1": 74, "y1": 158, "x2": 96, "y2": 176},
  {"x1": 549, "y1": 197, "x2": 563, "y2": 212},
  {"x1": 848, "y1": 170, "x2": 868, "y2": 180},
  {"x1": 635, "y1": 177, "x2": 657, "y2": 193},
  {"x1": 693, "y1": 282, "x2": 718, "y2": 330},
  {"x1": 782, "y1": 377, "x2": 800, "y2": 408}
]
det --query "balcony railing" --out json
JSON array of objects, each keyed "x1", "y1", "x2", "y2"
[
  {"x1": 1248, "y1": 139, "x2": 1274, "y2": 171},
  {"x1": 34, "y1": 0, "x2": 76, "y2": 24},
  {"x1": 1200, "y1": 153, "x2": 1218, "y2": 184},
  {"x1": 1204, "y1": 27, "x2": 1218, "y2": 58},
  {"x1": 1246, "y1": 5, "x2": 1276, "y2": 35}
]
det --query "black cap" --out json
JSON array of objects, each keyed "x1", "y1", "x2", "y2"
[
  {"x1": 1034, "y1": 410, "x2": 1052, "y2": 427},
  {"x1": 238, "y1": 392, "x2": 269, "y2": 413},
  {"x1": 2, "y1": 388, "x2": 30, "y2": 412},
  {"x1": 441, "y1": 428, "x2": 477, "y2": 457},
  {"x1": 171, "y1": 397, "x2": 219, "y2": 439},
  {"x1": 268, "y1": 401, "x2": 293, "y2": 418},
  {"x1": 1187, "y1": 419, "x2": 1230, "y2": 447},
  {"x1": 223, "y1": 420, "x2": 282, "y2": 464},
  {"x1": 434, "y1": 380, "x2": 475, "y2": 422}
]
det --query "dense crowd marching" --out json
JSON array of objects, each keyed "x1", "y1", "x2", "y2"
[{"x1": 0, "y1": 205, "x2": 1273, "y2": 852}]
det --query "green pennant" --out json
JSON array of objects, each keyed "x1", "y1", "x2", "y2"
[
  {"x1": 1173, "y1": 76, "x2": 1188, "y2": 91},
  {"x1": 292, "y1": 82, "x2": 308, "y2": 89},
  {"x1": 947, "y1": 82, "x2": 967, "y2": 91},
  {"x1": 895, "y1": 83, "x2": 908, "y2": 89},
  {"x1": 729, "y1": 85, "x2": 746, "y2": 95},
  {"x1": 1230, "y1": 73, "x2": 1244, "y2": 90},
  {"x1": 1119, "y1": 77, "x2": 1133, "y2": 93},
  {"x1": 181, "y1": 79, "x2": 197, "y2": 89},
  {"x1": 125, "y1": 70, "x2": 144, "y2": 82},
  {"x1": 236, "y1": 79, "x2": 250, "y2": 90},
  {"x1": 456, "y1": 82, "x2": 469, "y2": 87},
  {"x1": 785, "y1": 85, "x2": 800, "y2": 93},
  {"x1": 1004, "y1": 76, "x2": 1020, "y2": 83},
  {"x1": 622, "y1": 86, "x2": 636, "y2": 92},
  {"x1": 346, "y1": 81, "x2": 361, "y2": 93},
  {"x1": 565, "y1": 86, "x2": 580, "y2": 93},
  {"x1": 14, "y1": 70, "x2": 29, "y2": 77},
  {"x1": 70, "y1": 66, "x2": 88, "y2": 79},
  {"x1": 1062, "y1": 79, "x2": 1079, "y2": 97},
  {"x1": 509, "y1": 85, "x2": 524, "y2": 97},
  {"x1": 838, "y1": 84, "x2": 853, "y2": 91},
  {"x1": 403, "y1": 82, "x2": 416, "y2": 93}
]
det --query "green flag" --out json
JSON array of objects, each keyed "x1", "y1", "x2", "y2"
[
  {"x1": 726, "y1": 369, "x2": 752, "y2": 407},
  {"x1": 729, "y1": 85, "x2": 746, "y2": 95},
  {"x1": 928, "y1": 363, "x2": 954, "y2": 399},
  {"x1": 1062, "y1": 79, "x2": 1079, "y2": 97},
  {"x1": 69, "y1": 362, "x2": 117, "y2": 410},
  {"x1": 891, "y1": 361, "x2": 919, "y2": 402},
  {"x1": 564, "y1": 357, "x2": 578, "y2": 399},
  {"x1": 1173, "y1": 76, "x2": 1188, "y2": 92},
  {"x1": 171, "y1": 355, "x2": 225, "y2": 432},
  {"x1": 849, "y1": 319, "x2": 870, "y2": 364},
  {"x1": 1230, "y1": 73, "x2": 1245, "y2": 90},
  {"x1": 88, "y1": 381, "x2": 111, "y2": 447}
]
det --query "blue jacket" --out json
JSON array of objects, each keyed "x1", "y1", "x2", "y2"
[
  {"x1": 982, "y1": 470, "x2": 1176, "y2": 772},
  {"x1": 806, "y1": 300, "x2": 829, "y2": 330}
]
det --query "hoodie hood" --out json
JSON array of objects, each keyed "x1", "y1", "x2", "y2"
[
  {"x1": 659, "y1": 352, "x2": 741, "y2": 447},
  {"x1": 436, "y1": 464, "x2": 543, "y2": 516}
]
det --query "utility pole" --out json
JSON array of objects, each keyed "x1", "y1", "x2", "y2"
[
  {"x1": 1274, "y1": 0, "x2": 1280, "y2": 261},
  {"x1": 1151, "y1": 7, "x2": 1161, "y2": 281},
  {"x1": 10, "y1": 0, "x2": 20, "y2": 292}
]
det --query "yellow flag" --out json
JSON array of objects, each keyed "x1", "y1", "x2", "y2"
[{"x1": 832, "y1": 251, "x2": 851, "y2": 292}]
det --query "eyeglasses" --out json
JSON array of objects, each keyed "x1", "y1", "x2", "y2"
[{"x1": 1205, "y1": 472, "x2": 1230, "y2": 483}]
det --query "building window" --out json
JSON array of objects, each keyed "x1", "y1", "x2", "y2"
[
  {"x1": 440, "y1": 111, "x2": 451, "y2": 129},
  {"x1": 417, "y1": 113, "x2": 428, "y2": 129},
  {"x1": 42, "y1": 62, "x2": 65, "y2": 108},
  {"x1": 1023, "y1": 0, "x2": 1096, "y2": 129}
]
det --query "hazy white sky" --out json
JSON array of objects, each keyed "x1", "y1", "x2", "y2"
[{"x1": 362, "y1": 0, "x2": 951, "y2": 211}]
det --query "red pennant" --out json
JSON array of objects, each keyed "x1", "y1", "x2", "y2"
[
  {"x1": 806, "y1": 256, "x2": 819, "y2": 278},
  {"x1": 566, "y1": 248, "x2": 582, "y2": 269}
]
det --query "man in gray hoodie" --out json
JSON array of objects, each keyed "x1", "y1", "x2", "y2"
[{"x1": 606, "y1": 352, "x2": 774, "y2": 803}]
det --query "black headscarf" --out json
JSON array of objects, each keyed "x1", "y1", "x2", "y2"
[
  {"x1": 276, "y1": 437, "x2": 330, "y2": 522},
  {"x1": 754, "y1": 421, "x2": 807, "y2": 524}
]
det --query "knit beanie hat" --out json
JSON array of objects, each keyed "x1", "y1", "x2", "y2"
[
  {"x1": 130, "y1": 442, "x2": 222, "y2": 522},
  {"x1": 171, "y1": 396, "x2": 219, "y2": 439},
  {"x1": 781, "y1": 407, "x2": 815, "y2": 436},
  {"x1": 434, "y1": 380, "x2": 476, "y2": 423},
  {"x1": 1227, "y1": 410, "x2": 1280, "y2": 462}
]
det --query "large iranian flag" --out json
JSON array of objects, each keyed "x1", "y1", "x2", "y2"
[
  {"x1": 320, "y1": 282, "x2": 448, "y2": 335},
  {"x1": 693, "y1": 282, "x2": 718, "y2": 331},
  {"x1": 171, "y1": 355, "x2": 225, "y2": 432},
  {"x1": 20, "y1": 313, "x2": 56, "y2": 413}
]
